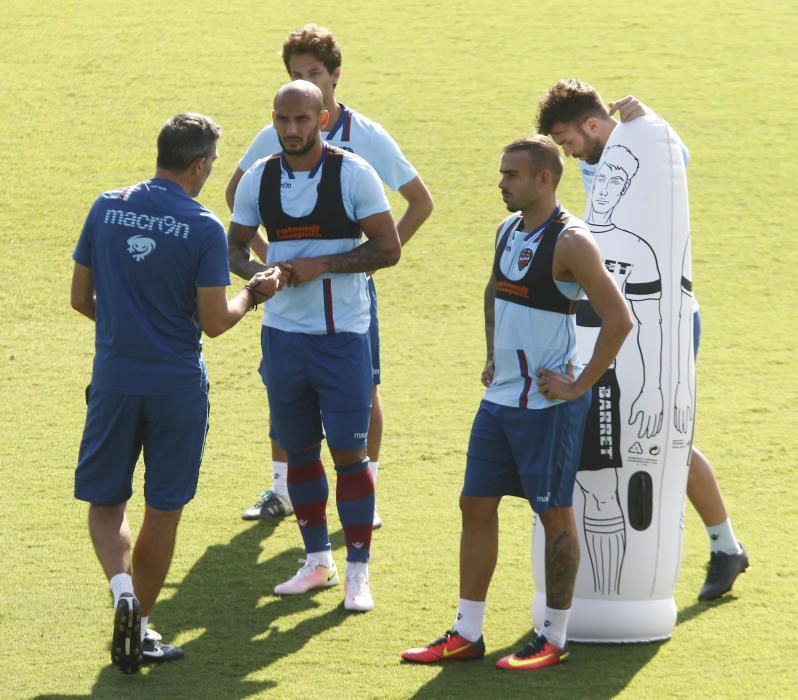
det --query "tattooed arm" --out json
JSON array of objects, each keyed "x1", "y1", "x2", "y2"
[
  {"x1": 281, "y1": 210, "x2": 401, "y2": 286},
  {"x1": 228, "y1": 221, "x2": 269, "y2": 280}
]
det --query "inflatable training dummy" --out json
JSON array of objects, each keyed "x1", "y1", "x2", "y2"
[{"x1": 533, "y1": 115, "x2": 695, "y2": 642}]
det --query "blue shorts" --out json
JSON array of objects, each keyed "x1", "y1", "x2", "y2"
[
  {"x1": 368, "y1": 276, "x2": 381, "y2": 386},
  {"x1": 75, "y1": 385, "x2": 209, "y2": 510},
  {"x1": 463, "y1": 396, "x2": 590, "y2": 514},
  {"x1": 259, "y1": 326, "x2": 372, "y2": 451}
]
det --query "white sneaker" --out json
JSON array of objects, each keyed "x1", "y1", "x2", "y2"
[
  {"x1": 372, "y1": 511, "x2": 383, "y2": 529},
  {"x1": 274, "y1": 559, "x2": 339, "y2": 595},
  {"x1": 344, "y1": 566, "x2": 374, "y2": 612}
]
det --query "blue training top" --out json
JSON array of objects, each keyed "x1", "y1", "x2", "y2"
[{"x1": 73, "y1": 178, "x2": 231, "y2": 395}]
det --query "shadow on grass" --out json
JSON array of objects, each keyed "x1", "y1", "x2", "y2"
[
  {"x1": 405, "y1": 631, "x2": 666, "y2": 700},
  {"x1": 405, "y1": 594, "x2": 741, "y2": 698},
  {"x1": 36, "y1": 521, "x2": 349, "y2": 699},
  {"x1": 677, "y1": 594, "x2": 737, "y2": 627}
]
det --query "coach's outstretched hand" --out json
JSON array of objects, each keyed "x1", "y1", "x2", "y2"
[{"x1": 247, "y1": 266, "x2": 285, "y2": 302}]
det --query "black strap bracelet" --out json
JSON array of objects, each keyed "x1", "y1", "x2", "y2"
[{"x1": 243, "y1": 283, "x2": 259, "y2": 311}]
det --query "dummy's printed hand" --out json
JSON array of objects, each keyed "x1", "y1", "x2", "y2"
[
  {"x1": 247, "y1": 267, "x2": 285, "y2": 302},
  {"x1": 673, "y1": 380, "x2": 694, "y2": 434},
  {"x1": 279, "y1": 257, "x2": 327, "y2": 287},
  {"x1": 536, "y1": 361, "x2": 582, "y2": 401},
  {"x1": 609, "y1": 96, "x2": 650, "y2": 122},
  {"x1": 629, "y1": 386, "x2": 664, "y2": 438},
  {"x1": 481, "y1": 359, "x2": 495, "y2": 387}
]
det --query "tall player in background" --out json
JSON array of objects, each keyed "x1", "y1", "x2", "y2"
[
  {"x1": 227, "y1": 24, "x2": 433, "y2": 528},
  {"x1": 537, "y1": 80, "x2": 748, "y2": 601}
]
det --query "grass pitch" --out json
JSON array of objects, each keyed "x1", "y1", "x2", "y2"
[{"x1": 1, "y1": 0, "x2": 796, "y2": 697}]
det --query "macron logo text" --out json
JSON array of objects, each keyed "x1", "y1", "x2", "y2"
[{"x1": 104, "y1": 209, "x2": 190, "y2": 239}]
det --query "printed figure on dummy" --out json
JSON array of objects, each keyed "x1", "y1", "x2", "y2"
[
  {"x1": 534, "y1": 80, "x2": 696, "y2": 642},
  {"x1": 576, "y1": 144, "x2": 664, "y2": 595}
]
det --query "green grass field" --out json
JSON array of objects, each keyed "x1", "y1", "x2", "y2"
[{"x1": 1, "y1": 0, "x2": 796, "y2": 697}]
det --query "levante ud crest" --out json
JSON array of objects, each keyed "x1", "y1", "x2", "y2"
[{"x1": 517, "y1": 247, "x2": 534, "y2": 271}]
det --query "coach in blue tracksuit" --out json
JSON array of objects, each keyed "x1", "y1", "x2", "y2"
[{"x1": 71, "y1": 113, "x2": 283, "y2": 673}]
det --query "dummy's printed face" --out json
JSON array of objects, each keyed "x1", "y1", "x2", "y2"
[
  {"x1": 273, "y1": 94, "x2": 324, "y2": 157},
  {"x1": 498, "y1": 150, "x2": 539, "y2": 213},
  {"x1": 590, "y1": 163, "x2": 629, "y2": 215},
  {"x1": 287, "y1": 54, "x2": 340, "y2": 110},
  {"x1": 550, "y1": 121, "x2": 605, "y2": 164}
]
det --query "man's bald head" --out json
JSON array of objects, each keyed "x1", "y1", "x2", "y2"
[
  {"x1": 273, "y1": 80, "x2": 324, "y2": 114},
  {"x1": 271, "y1": 80, "x2": 329, "y2": 159}
]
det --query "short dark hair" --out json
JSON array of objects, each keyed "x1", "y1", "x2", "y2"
[
  {"x1": 156, "y1": 113, "x2": 221, "y2": 172},
  {"x1": 536, "y1": 79, "x2": 609, "y2": 135},
  {"x1": 503, "y1": 135, "x2": 564, "y2": 188},
  {"x1": 282, "y1": 24, "x2": 342, "y2": 75}
]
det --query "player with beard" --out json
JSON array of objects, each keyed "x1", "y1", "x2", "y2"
[
  {"x1": 228, "y1": 25, "x2": 433, "y2": 528},
  {"x1": 228, "y1": 81, "x2": 401, "y2": 611}
]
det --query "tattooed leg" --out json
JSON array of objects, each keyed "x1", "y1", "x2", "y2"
[{"x1": 538, "y1": 506, "x2": 580, "y2": 610}]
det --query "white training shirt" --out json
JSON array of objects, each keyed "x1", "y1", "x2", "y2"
[{"x1": 232, "y1": 147, "x2": 390, "y2": 334}]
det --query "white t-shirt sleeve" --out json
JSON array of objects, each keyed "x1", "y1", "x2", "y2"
[
  {"x1": 231, "y1": 162, "x2": 264, "y2": 227},
  {"x1": 342, "y1": 155, "x2": 391, "y2": 221},
  {"x1": 355, "y1": 121, "x2": 418, "y2": 191},
  {"x1": 238, "y1": 126, "x2": 281, "y2": 172},
  {"x1": 626, "y1": 236, "x2": 663, "y2": 301}
]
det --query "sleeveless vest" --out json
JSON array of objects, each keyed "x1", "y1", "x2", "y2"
[
  {"x1": 493, "y1": 208, "x2": 578, "y2": 315},
  {"x1": 258, "y1": 145, "x2": 361, "y2": 243}
]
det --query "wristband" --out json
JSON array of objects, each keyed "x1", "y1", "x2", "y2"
[{"x1": 244, "y1": 283, "x2": 259, "y2": 311}]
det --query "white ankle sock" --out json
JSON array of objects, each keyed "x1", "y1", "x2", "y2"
[
  {"x1": 367, "y1": 460, "x2": 379, "y2": 483},
  {"x1": 140, "y1": 615, "x2": 149, "y2": 641},
  {"x1": 453, "y1": 598, "x2": 485, "y2": 642},
  {"x1": 109, "y1": 573, "x2": 134, "y2": 608},
  {"x1": 539, "y1": 607, "x2": 570, "y2": 649},
  {"x1": 272, "y1": 461, "x2": 288, "y2": 500},
  {"x1": 707, "y1": 518, "x2": 741, "y2": 554},
  {"x1": 307, "y1": 550, "x2": 334, "y2": 569},
  {"x1": 368, "y1": 460, "x2": 379, "y2": 512},
  {"x1": 346, "y1": 561, "x2": 368, "y2": 577}
]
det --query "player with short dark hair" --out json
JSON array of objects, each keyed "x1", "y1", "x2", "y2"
[
  {"x1": 227, "y1": 24, "x2": 433, "y2": 528},
  {"x1": 228, "y1": 80, "x2": 401, "y2": 612},
  {"x1": 401, "y1": 135, "x2": 632, "y2": 670},
  {"x1": 71, "y1": 112, "x2": 284, "y2": 673}
]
